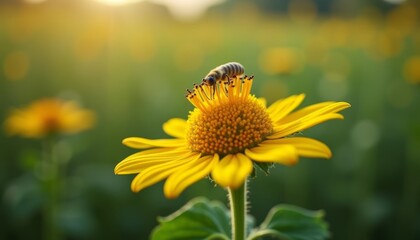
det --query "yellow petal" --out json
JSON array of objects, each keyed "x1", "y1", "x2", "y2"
[
  {"x1": 258, "y1": 97, "x2": 267, "y2": 108},
  {"x1": 60, "y1": 106, "x2": 95, "y2": 134},
  {"x1": 122, "y1": 137, "x2": 185, "y2": 149},
  {"x1": 277, "y1": 101, "x2": 350, "y2": 124},
  {"x1": 164, "y1": 154, "x2": 219, "y2": 199},
  {"x1": 130, "y1": 153, "x2": 200, "y2": 192},
  {"x1": 245, "y1": 144, "x2": 298, "y2": 166},
  {"x1": 211, "y1": 153, "x2": 253, "y2": 189},
  {"x1": 268, "y1": 94, "x2": 305, "y2": 122},
  {"x1": 277, "y1": 101, "x2": 334, "y2": 122},
  {"x1": 269, "y1": 113, "x2": 344, "y2": 139},
  {"x1": 115, "y1": 148, "x2": 191, "y2": 174},
  {"x1": 121, "y1": 147, "x2": 178, "y2": 161},
  {"x1": 261, "y1": 137, "x2": 332, "y2": 159},
  {"x1": 162, "y1": 118, "x2": 187, "y2": 138}
]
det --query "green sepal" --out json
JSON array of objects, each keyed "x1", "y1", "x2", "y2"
[
  {"x1": 151, "y1": 197, "x2": 231, "y2": 240},
  {"x1": 253, "y1": 162, "x2": 274, "y2": 176},
  {"x1": 247, "y1": 204, "x2": 329, "y2": 240}
]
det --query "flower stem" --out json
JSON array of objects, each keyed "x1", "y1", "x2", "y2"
[
  {"x1": 228, "y1": 181, "x2": 247, "y2": 240},
  {"x1": 42, "y1": 137, "x2": 60, "y2": 240}
]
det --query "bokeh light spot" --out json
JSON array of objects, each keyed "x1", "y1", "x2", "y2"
[
  {"x1": 259, "y1": 47, "x2": 301, "y2": 75},
  {"x1": 371, "y1": 31, "x2": 402, "y2": 59},
  {"x1": 403, "y1": 56, "x2": 420, "y2": 84},
  {"x1": 318, "y1": 73, "x2": 349, "y2": 100},
  {"x1": 386, "y1": 3, "x2": 418, "y2": 37},
  {"x1": 351, "y1": 120, "x2": 380, "y2": 150},
  {"x1": 321, "y1": 52, "x2": 352, "y2": 76}
]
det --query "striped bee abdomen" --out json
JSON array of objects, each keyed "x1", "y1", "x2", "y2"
[{"x1": 203, "y1": 62, "x2": 245, "y2": 86}]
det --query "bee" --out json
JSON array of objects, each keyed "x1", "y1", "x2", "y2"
[{"x1": 203, "y1": 62, "x2": 245, "y2": 87}]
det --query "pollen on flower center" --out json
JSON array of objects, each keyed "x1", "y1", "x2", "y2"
[{"x1": 185, "y1": 76, "x2": 273, "y2": 155}]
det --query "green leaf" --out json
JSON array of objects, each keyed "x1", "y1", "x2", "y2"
[
  {"x1": 248, "y1": 204, "x2": 329, "y2": 240},
  {"x1": 151, "y1": 197, "x2": 231, "y2": 240}
]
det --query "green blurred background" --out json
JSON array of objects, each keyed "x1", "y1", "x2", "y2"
[{"x1": 1, "y1": 0, "x2": 419, "y2": 239}]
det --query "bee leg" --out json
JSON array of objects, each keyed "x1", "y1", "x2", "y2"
[{"x1": 221, "y1": 73, "x2": 229, "y2": 85}]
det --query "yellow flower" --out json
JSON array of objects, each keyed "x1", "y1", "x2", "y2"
[
  {"x1": 4, "y1": 98, "x2": 95, "y2": 138},
  {"x1": 115, "y1": 76, "x2": 350, "y2": 198},
  {"x1": 403, "y1": 56, "x2": 420, "y2": 84}
]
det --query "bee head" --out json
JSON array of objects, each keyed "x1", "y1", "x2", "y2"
[{"x1": 204, "y1": 76, "x2": 216, "y2": 86}]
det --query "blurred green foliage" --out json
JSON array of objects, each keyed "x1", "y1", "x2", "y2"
[{"x1": 1, "y1": 0, "x2": 419, "y2": 239}]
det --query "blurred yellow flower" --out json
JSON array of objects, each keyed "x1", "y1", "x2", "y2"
[
  {"x1": 403, "y1": 56, "x2": 420, "y2": 84},
  {"x1": 386, "y1": 3, "x2": 418, "y2": 38},
  {"x1": 372, "y1": 31, "x2": 402, "y2": 59},
  {"x1": 115, "y1": 72, "x2": 350, "y2": 199},
  {"x1": 4, "y1": 98, "x2": 95, "y2": 138},
  {"x1": 318, "y1": 19, "x2": 351, "y2": 48},
  {"x1": 259, "y1": 47, "x2": 301, "y2": 75}
]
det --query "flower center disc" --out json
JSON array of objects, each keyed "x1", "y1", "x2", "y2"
[{"x1": 186, "y1": 96, "x2": 273, "y2": 155}]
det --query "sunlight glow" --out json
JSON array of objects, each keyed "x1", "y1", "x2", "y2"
[
  {"x1": 90, "y1": 0, "x2": 224, "y2": 19},
  {"x1": 150, "y1": 0, "x2": 225, "y2": 20},
  {"x1": 24, "y1": 0, "x2": 47, "y2": 3},
  {"x1": 91, "y1": 0, "x2": 143, "y2": 6}
]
